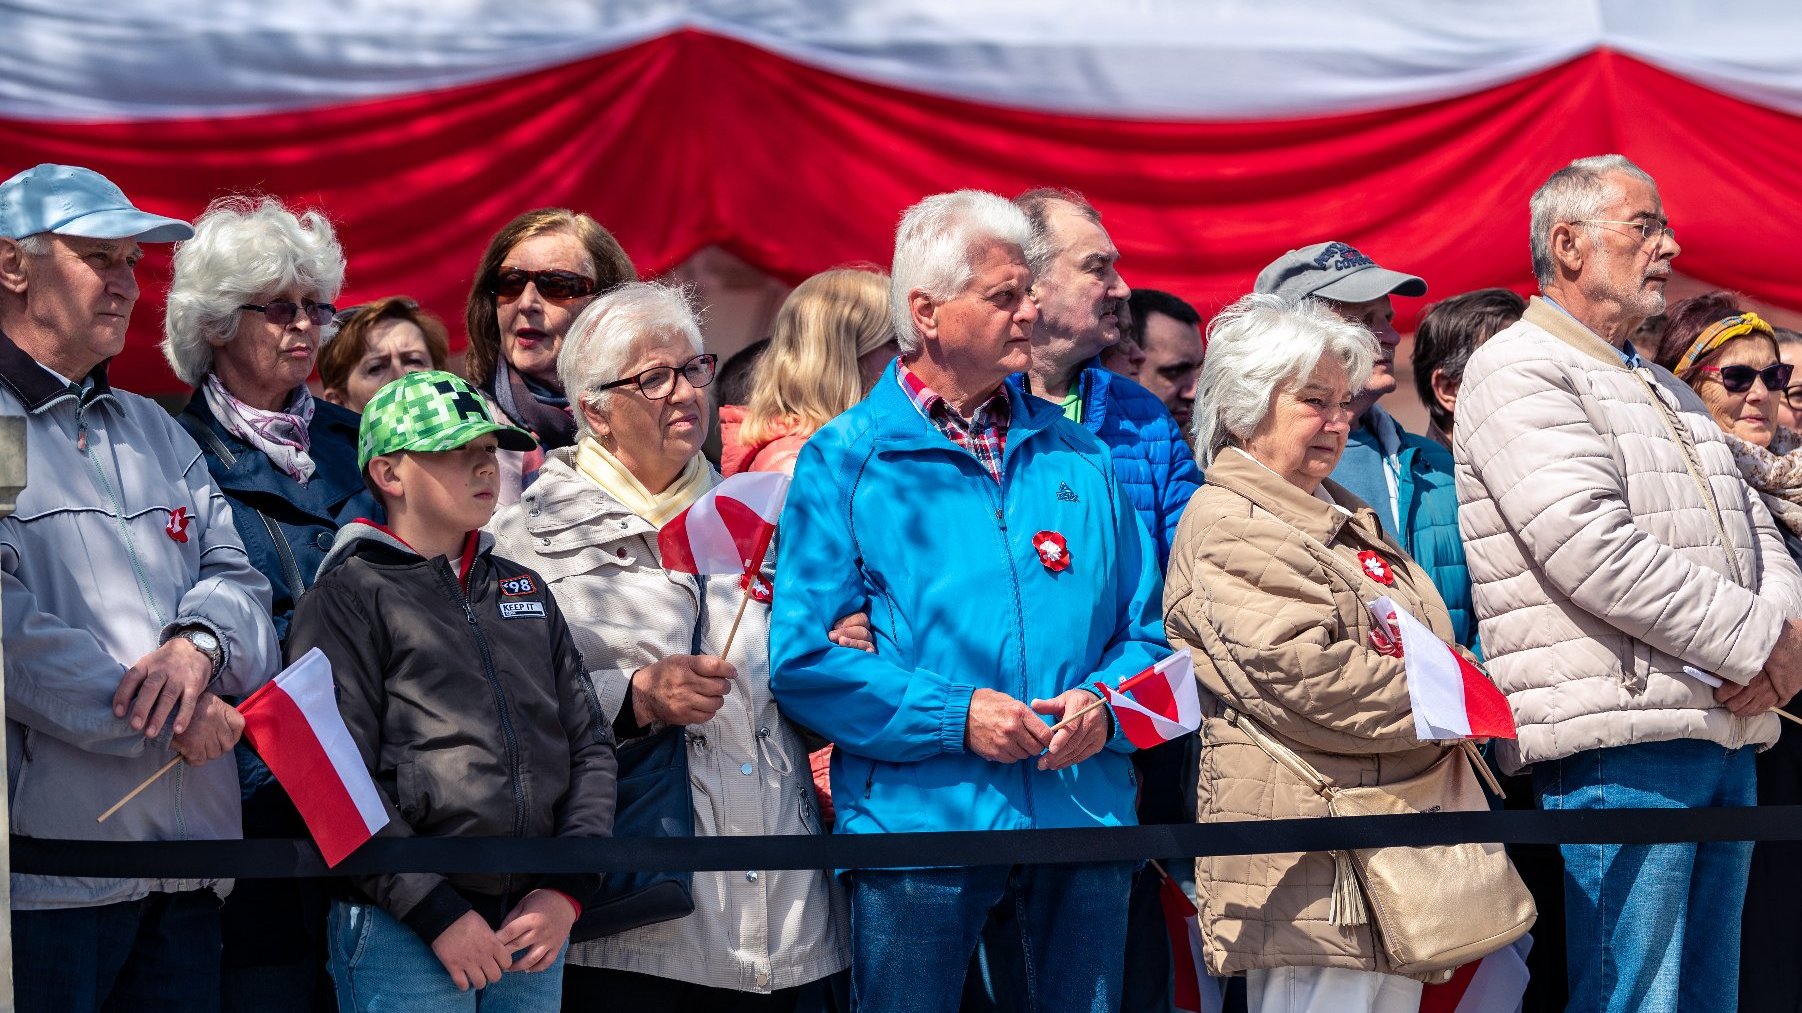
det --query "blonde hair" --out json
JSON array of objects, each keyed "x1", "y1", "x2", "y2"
[{"x1": 741, "y1": 268, "x2": 894, "y2": 444}]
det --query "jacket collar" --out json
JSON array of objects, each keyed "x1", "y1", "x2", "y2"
[
  {"x1": 318, "y1": 518, "x2": 493, "y2": 579},
  {"x1": 1523, "y1": 295, "x2": 1634, "y2": 370},
  {"x1": 1205, "y1": 445, "x2": 1388, "y2": 545},
  {"x1": 181, "y1": 390, "x2": 364, "y2": 509},
  {"x1": 0, "y1": 325, "x2": 114, "y2": 414},
  {"x1": 1008, "y1": 359, "x2": 1114, "y2": 435},
  {"x1": 872, "y1": 358, "x2": 1061, "y2": 462},
  {"x1": 516, "y1": 448, "x2": 678, "y2": 546}
]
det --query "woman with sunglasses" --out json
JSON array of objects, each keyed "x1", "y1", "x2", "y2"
[
  {"x1": 465, "y1": 208, "x2": 636, "y2": 505},
  {"x1": 1656, "y1": 293, "x2": 1802, "y2": 1010},
  {"x1": 162, "y1": 195, "x2": 374, "y2": 1013},
  {"x1": 488, "y1": 283, "x2": 848, "y2": 1012}
]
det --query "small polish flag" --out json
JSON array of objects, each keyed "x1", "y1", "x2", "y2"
[
  {"x1": 238, "y1": 648, "x2": 389, "y2": 867},
  {"x1": 1418, "y1": 935, "x2": 1532, "y2": 1013},
  {"x1": 659, "y1": 472, "x2": 789, "y2": 578},
  {"x1": 1093, "y1": 651, "x2": 1201, "y2": 749},
  {"x1": 1157, "y1": 868, "x2": 1225, "y2": 1013},
  {"x1": 1369, "y1": 596, "x2": 1516, "y2": 742}
]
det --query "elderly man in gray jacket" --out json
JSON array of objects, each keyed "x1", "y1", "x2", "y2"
[
  {"x1": 0, "y1": 164, "x2": 279, "y2": 1012},
  {"x1": 1455, "y1": 154, "x2": 1802, "y2": 1013}
]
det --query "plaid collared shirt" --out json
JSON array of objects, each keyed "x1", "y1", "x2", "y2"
[{"x1": 897, "y1": 362, "x2": 1010, "y2": 483}]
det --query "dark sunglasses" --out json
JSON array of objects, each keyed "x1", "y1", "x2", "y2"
[
  {"x1": 489, "y1": 268, "x2": 597, "y2": 302},
  {"x1": 1695, "y1": 362, "x2": 1794, "y2": 395},
  {"x1": 239, "y1": 299, "x2": 336, "y2": 327},
  {"x1": 592, "y1": 354, "x2": 718, "y2": 400}
]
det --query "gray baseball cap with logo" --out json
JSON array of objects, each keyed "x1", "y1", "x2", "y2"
[
  {"x1": 0, "y1": 164, "x2": 193, "y2": 242},
  {"x1": 1254, "y1": 241, "x2": 1427, "y2": 304}
]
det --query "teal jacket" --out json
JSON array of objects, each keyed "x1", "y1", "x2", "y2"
[{"x1": 769, "y1": 363, "x2": 1169, "y2": 836}]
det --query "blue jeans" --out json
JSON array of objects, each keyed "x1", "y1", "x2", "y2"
[
  {"x1": 1534, "y1": 738, "x2": 1756, "y2": 1013},
  {"x1": 12, "y1": 889, "x2": 223, "y2": 1013},
  {"x1": 327, "y1": 900, "x2": 566, "y2": 1013},
  {"x1": 849, "y1": 862, "x2": 1133, "y2": 1013}
]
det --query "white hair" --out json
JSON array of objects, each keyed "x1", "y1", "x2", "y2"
[
  {"x1": 13, "y1": 233, "x2": 51, "y2": 256},
  {"x1": 161, "y1": 196, "x2": 345, "y2": 386},
  {"x1": 890, "y1": 190, "x2": 1033, "y2": 354},
  {"x1": 559, "y1": 281, "x2": 705, "y2": 439},
  {"x1": 1191, "y1": 294, "x2": 1377, "y2": 466},
  {"x1": 1528, "y1": 154, "x2": 1657, "y2": 288}
]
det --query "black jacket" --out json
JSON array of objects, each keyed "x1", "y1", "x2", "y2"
[{"x1": 285, "y1": 521, "x2": 616, "y2": 944}]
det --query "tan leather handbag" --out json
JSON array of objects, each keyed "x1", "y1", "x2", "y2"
[{"x1": 1227, "y1": 707, "x2": 1536, "y2": 978}]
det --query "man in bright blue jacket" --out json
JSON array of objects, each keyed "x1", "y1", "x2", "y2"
[{"x1": 770, "y1": 190, "x2": 1168, "y2": 1013}]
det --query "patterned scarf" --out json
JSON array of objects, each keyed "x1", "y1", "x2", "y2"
[
  {"x1": 203, "y1": 373, "x2": 316, "y2": 484},
  {"x1": 1724, "y1": 427, "x2": 1802, "y2": 538},
  {"x1": 488, "y1": 356, "x2": 577, "y2": 451}
]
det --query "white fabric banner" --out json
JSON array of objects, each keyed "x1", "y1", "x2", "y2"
[{"x1": 5, "y1": 0, "x2": 1802, "y2": 121}]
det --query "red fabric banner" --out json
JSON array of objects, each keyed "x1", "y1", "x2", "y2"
[{"x1": 1, "y1": 33, "x2": 1795, "y2": 395}]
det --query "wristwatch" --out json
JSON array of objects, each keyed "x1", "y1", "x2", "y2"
[{"x1": 177, "y1": 627, "x2": 224, "y2": 679}]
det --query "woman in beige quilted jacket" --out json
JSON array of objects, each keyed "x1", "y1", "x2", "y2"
[
  {"x1": 487, "y1": 282, "x2": 848, "y2": 1010},
  {"x1": 1164, "y1": 295, "x2": 1470, "y2": 1013}
]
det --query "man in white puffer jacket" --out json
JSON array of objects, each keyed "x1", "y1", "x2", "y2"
[{"x1": 1455, "y1": 153, "x2": 1802, "y2": 1013}]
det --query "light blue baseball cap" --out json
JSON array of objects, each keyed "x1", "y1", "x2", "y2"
[{"x1": 0, "y1": 164, "x2": 193, "y2": 242}]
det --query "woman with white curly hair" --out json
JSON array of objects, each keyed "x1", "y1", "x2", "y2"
[
  {"x1": 163, "y1": 195, "x2": 372, "y2": 1013},
  {"x1": 1164, "y1": 295, "x2": 1507, "y2": 1013}
]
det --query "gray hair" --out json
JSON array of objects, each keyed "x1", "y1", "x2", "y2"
[
  {"x1": 1191, "y1": 294, "x2": 1377, "y2": 466},
  {"x1": 13, "y1": 233, "x2": 50, "y2": 256},
  {"x1": 559, "y1": 281, "x2": 705, "y2": 439},
  {"x1": 161, "y1": 196, "x2": 345, "y2": 385},
  {"x1": 890, "y1": 190, "x2": 1033, "y2": 354},
  {"x1": 1528, "y1": 154, "x2": 1657, "y2": 288},
  {"x1": 1013, "y1": 187, "x2": 1101, "y2": 280}
]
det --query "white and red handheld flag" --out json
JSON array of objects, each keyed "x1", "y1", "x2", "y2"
[
  {"x1": 1093, "y1": 650, "x2": 1201, "y2": 749},
  {"x1": 658, "y1": 472, "x2": 789, "y2": 578},
  {"x1": 1368, "y1": 596, "x2": 1516, "y2": 742},
  {"x1": 238, "y1": 648, "x2": 390, "y2": 867},
  {"x1": 1156, "y1": 866, "x2": 1225, "y2": 1013}
]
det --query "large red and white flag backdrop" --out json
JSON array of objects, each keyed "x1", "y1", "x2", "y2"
[{"x1": 4, "y1": 1, "x2": 1801, "y2": 395}]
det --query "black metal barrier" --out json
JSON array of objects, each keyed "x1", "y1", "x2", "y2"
[{"x1": 15, "y1": 805, "x2": 1802, "y2": 879}]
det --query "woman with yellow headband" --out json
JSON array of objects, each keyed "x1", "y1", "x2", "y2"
[{"x1": 1654, "y1": 291, "x2": 1802, "y2": 1011}]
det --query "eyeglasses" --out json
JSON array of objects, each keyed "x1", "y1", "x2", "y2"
[
  {"x1": 239, "y1": 299, "x2": 336, "y2": 327},
  {"x1": 489, "y1": 268, "x2": 597, "y2": 302},
  {"x1": 1694, "y1": 362, "x2": 1793, "y2": 395},
  {"x1": 592, "y1": 354, "x2": 718, "y2": 400},
  {"x1": 1784, "y1": 385, "x2": 1802, "y2": 411},
  {"x1": 1570, "y1": 219, "x2": 1676, "y2": 245}
]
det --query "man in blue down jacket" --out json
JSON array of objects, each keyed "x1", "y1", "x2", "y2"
[{"x1": 770, "y1": 190, "x2": 1168, "y2": 1013}]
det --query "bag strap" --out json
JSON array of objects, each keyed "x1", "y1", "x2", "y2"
[
  {"x1": 1222, "y1": 706, "x2": 1336, "y2": 799},
  {"x1": 178, "y1": 414, "x2": 308, "y2": 601},
  {"x1": 1628, "y1": 369, "x2": 1746, "y2": 586}
]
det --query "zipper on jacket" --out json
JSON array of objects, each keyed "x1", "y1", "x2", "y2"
[
  {"x1": 984, "y1": 480, "x2": 1034, "y2": 818},
  {"x1": 863, "y1": 760, "x2": 875, "y2": 800},
  {"x1": 436, "y1": 559, "x2": 528, "y2": 897}
]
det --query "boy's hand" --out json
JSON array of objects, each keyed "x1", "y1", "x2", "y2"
[
  {"x1": 497, "y1": 889, "x2": 578, "y2": 973},
  {"x1": 631, "y1": 655, "x2": 736, "y2": 726},
  {"x1": 172, "y1": 693, "x2": 244, "y2": 765},
  {"x1": 431, "y1": 911, "x2": 511, "y2": 991}
]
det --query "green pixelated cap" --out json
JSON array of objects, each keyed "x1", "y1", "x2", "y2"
[{"x1": 357, "y1": 370, "x2": 537, "y2": 471}]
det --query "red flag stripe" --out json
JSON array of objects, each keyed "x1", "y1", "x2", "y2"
[
  {"x1": 1457, "y1": 654, "x2": 1517, "y2": 739},
  {"x1": 240, "y1": 685, "x2": 377, "y2": 868}
]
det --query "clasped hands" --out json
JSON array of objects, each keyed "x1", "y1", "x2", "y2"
[
  {"x1": 112, "y1": 637, "x2": 241, "y2": 765},
  {"x1": 1717, "y1": 619, "x2": 1802, "y2": 717}
]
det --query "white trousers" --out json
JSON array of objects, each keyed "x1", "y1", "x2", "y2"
[{"x1": 1246, "y1": 965, "x2": 1423, "y2": 1013}]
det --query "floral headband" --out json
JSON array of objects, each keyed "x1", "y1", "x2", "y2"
[{"x1": 1673, "y1": 311, "x2": 1775, "y2": 376}]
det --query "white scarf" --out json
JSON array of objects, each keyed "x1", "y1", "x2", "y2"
[
  {"x1": 573, "y1": 436, "x2": 710, "y2": 527},
  {"x1": 202, "y1": 373, "x2": 317, "y2": 484}
]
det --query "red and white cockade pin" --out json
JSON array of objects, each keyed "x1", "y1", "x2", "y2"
[
  {"x1": 1357, "y1": 550, "x2": 1393, "y2": 586},
  {"x1": 164, "y1": 506, "x2": 192, "y2": 544},
  {"x1": 742, "y1": 571, "x2": 773, "y2": 604},
  {"x1": 1033, "y1": 530, "x2": 1071, "y2": 572}
]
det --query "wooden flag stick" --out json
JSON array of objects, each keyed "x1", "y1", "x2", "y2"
[
  {"x1": 1046, "y1": 694, "x2": 1109, "y2": 736},
  {"x1": 97, "y1": 755, "x2": 181, "y2": 824},
  {"x1": 718, "y1": 583, "x2": 755, "y2": 659},
  {"x1": 1777, "y1": 708, "x2": 1802, "y2": 728}
]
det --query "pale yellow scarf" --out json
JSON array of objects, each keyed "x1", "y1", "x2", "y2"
[{"x1": 574, "y1": 436, "x2": 712, "y2": 527}]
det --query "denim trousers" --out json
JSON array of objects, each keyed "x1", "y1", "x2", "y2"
[
  {"x1": 327, "y1": 900, "x2": 567, "y2": 1013},
  {"x1": 1533, "y1": 737, "x2": 1756, "y2": 1013},
  {"x1": 849, "y1": 862, "x2": 1133, "y2": 1013},
  {"x1": 12, "y1": 889, "x2": 223, "y2": 1013}
]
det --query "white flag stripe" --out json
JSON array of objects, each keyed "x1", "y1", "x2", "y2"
[
  {"x1": 726, "y1": 472, "x2": 790, "y2": 523},
  {"x1": 277, "y1": 649, "x2": 389, "y2": 834},
  {"x1": 1370, "y1": 596, "x2": 1472, "y2": 740},
  {"x1": 1111, "y1": 695, "x2": 1194, "y2": 740},
  {"x1": 1154, "y1": 650, "x2": 1202, "y2": 728},
  {"x1": 685, "y1": 494, "x2": 744, "y2": 571}
]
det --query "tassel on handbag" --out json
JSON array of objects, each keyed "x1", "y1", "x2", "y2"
[{"x1": 1330, "y1": 850, "x2": 1369, "y2": 926}]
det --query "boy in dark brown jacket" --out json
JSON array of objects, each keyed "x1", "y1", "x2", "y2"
[{"x1": 286, "y1": 370, "x2": 616, "y2": 1011}]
